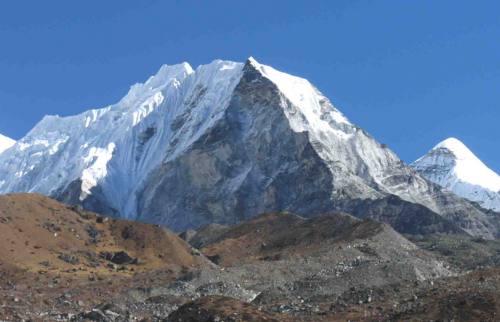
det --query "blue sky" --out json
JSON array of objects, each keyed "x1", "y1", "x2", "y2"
[{"x1": 0, "y1": 1, "x2": 499, "y2": 169}]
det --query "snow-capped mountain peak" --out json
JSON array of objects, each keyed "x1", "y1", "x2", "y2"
[
  {"x1": 413, "y1": 137, "x2": 500, "y2": 211},
  {"x1": 247, "y1": 57, "x2": 351, "y2": 129},
  {"x1": 435, "y1": 138, "x2": 500, "y2": 191},
  {"x1": 0, "y1": 60, "x2": 497, "y2": 238},
  {"x1": 0, "y1": 134, "x2": 15, "y2": 154}
]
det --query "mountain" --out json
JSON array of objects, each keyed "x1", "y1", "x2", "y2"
[
  {"x1": 413, "y1": 138, "x2": 500, "y2": 212},
  {"x1": 0, "y1": 58, "x2": 498, "y2": 237},
  {"x1": 0, "y1": 133, "x2": 15, "y2": 154}
]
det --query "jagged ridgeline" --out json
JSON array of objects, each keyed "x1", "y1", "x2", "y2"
[{"x1": 0, "y1": 58, "x2": 498, "y2": 237}]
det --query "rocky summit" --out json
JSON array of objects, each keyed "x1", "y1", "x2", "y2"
[{"x1": 0, "y1": 59, "x2": 498, "y2": 239}]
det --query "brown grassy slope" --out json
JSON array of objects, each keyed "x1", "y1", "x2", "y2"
[
  {"x1": 0, "y1": 193, "x2": 205, "y2": 278},
  {"x1": 200, "y1": 212, "x2": 402, "y2": 267}
]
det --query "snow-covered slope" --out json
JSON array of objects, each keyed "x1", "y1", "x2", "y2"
[
  {"x1": 0, "y1": 58, "x2": 497, "y2": 237},
  {"x1": 0, "y1": 134, "x2": 15, "y2": 154},
  {"x1": 0, "y1": 59, "x2": 241, "y2": 214},
  {"x1": 412, "y1": 138, "x2": 500, "y2": 212}
]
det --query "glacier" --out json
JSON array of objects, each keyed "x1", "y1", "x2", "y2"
[
  {"x1": 0, "y1": 58, "x2": 498, "y2": 237},
  {"x1": 413, "y1": 137, "x2": 500, "y2": 212}
]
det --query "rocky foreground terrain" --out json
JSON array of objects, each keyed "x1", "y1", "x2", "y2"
[{"x1": 0, "y1": 193, "x2": 499, "y2": 321}]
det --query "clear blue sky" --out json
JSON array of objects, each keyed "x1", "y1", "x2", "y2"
[{"x1": 0, "y1": 1, "x2": 499, "y2": 170}]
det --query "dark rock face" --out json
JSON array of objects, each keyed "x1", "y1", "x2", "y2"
[{"x1": 137, "y1": 62, "x2": 335, "y2": 231}]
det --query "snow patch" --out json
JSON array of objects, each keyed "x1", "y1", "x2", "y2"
[{"x1": 80, "y1": 143, "x2": 116, "y2": 201}]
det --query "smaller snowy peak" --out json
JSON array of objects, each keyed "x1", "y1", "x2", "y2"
[
  {"x1": 434, "y1": 137, "x2": 479, "y2": 161},
  {"x1": 419, "y1": 137, "x2": 500, "y2": 192},
  {"x1": 0, "y1": 134, "x2": 15, "y2": 154},
  {"x1": 413, "y1": 137, "x2": 500, "y2": 211}
]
